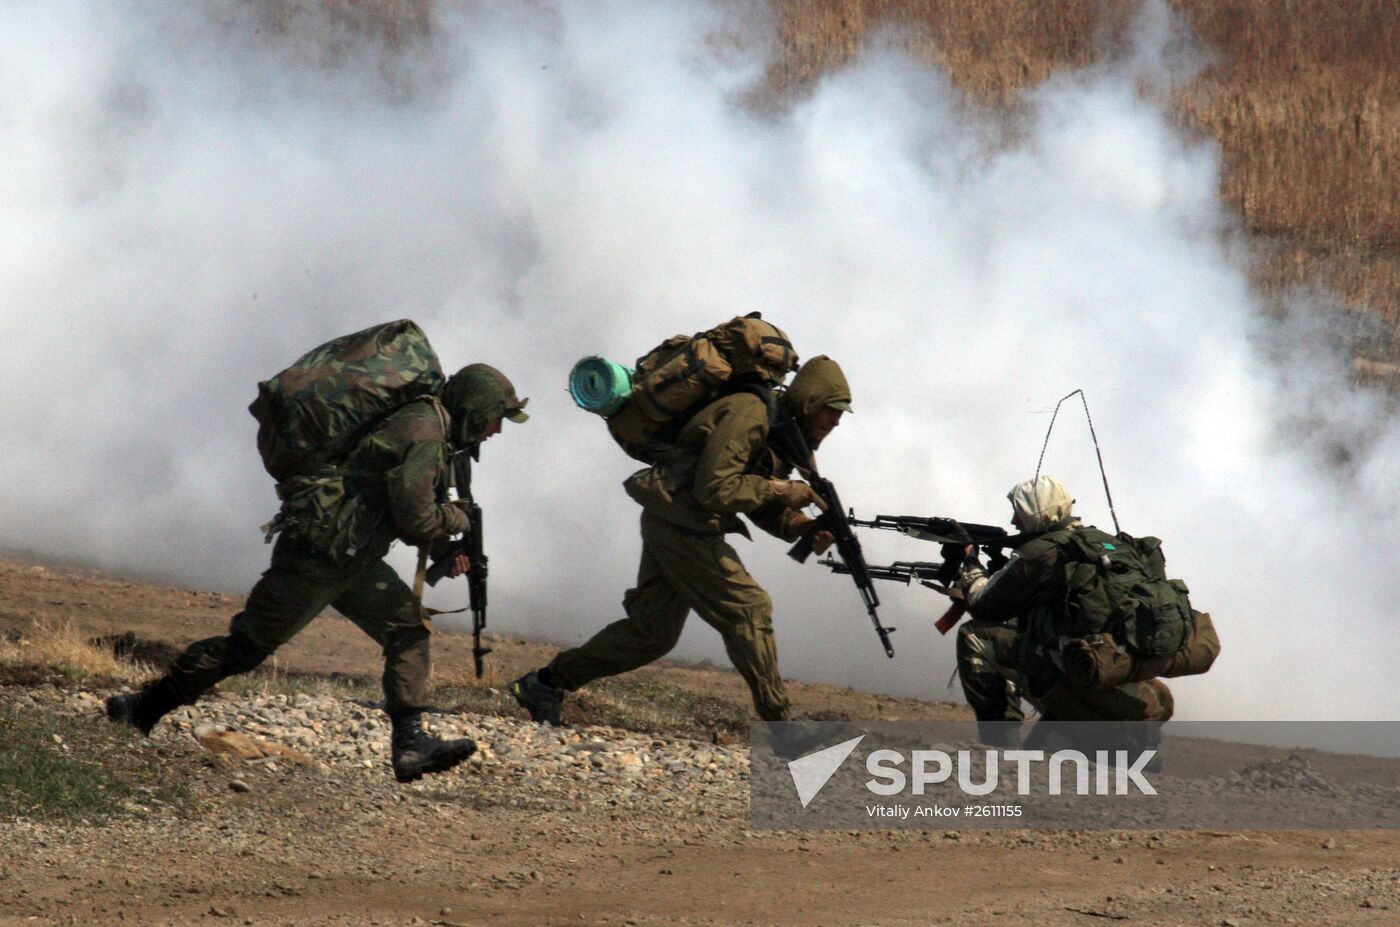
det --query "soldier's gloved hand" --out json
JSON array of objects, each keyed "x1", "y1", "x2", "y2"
[
  {"x1": 956, "y1": 553, "x2": 989, "y2": 596},
  {"x1": 768, "y1": 479, "x2": 821, "y2": 510}
]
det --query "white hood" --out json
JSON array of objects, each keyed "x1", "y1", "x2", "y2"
[{"x1": 1008, "y1": 475, "x2": 1074, "y2": 533}]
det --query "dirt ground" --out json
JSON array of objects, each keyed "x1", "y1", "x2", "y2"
[
  {"x1": 3, "y1": 556, "x2": 1397, "y2": 926},
  {"x1": 0, "y1": 555, "x2": 960, "y2": 727}
]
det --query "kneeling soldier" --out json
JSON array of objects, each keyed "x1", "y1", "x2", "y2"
[{"x1": 955, "y1": 476, "x2": 1217, "y2": 751}]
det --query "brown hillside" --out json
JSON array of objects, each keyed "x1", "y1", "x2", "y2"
[{"x1": 770, "y1": 0, "x2": 1400, "y2": 375}]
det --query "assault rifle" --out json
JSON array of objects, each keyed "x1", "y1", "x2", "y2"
[
  {"x1": 818, "y1": 555, "x2": 968, "y2": 634},
  {"x1": 835, "y1": 514, "x2": 1031, "y2": 635},
  {"x1": 819, "y1": 559, "x2": 947, "y2": 590},
  {"x1": 425, "y1": 451, "x2": 491, "y2": 677},
  {"x1": 767, "y1": 418, "x2": 895, "y2": 658}
]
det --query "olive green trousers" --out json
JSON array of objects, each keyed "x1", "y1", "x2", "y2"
[
  {"x1": 956, "y1": 616, "x2": 1174, "y2": 724},
  {"x1": 549, "y1": 512, "x2": 792, "y2": 721},
  {"x1": 161, "y1": 536, "x2": 432, "y2": 713}
]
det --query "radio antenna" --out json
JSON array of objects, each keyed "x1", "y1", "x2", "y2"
[{"x1": 1035, "y1": 389, "x2": 1120, "y2": 535}]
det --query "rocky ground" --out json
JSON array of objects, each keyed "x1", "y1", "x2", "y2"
[{"x1": 3, "y1": 557, "x2": 1399, "y2": 925}]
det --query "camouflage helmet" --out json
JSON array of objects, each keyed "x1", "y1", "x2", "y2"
[{"x1": 440, "y1": 363, "x2": 528, "y2": 446}]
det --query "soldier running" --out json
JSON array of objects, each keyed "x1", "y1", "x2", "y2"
[
  {"x1": 107, "y1": 364, "x2": 527, "y2": 783},
  {"x1": 510, "y1": 356, "x2": 853, "y2": 725}
]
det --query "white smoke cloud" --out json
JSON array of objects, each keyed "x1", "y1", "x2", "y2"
[{"x1": 2, "y1": 0, "x2": 1395, "y2": 721}]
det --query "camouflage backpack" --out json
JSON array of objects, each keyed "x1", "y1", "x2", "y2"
[
  {"x1": 1050, "y1": 526, "x2": 1194, "y2": 659},
  {"x1": 249, "y1": 319, "x2": 446, "y2": 483},
  {"x1": 605, "y1": 313, "x2": 798, "y2": 463}
]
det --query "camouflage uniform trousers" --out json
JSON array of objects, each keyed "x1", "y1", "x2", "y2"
[
  {"x1": 956, "y1": 616, "x2": 1173, "y2": 724},
  {"x1": 548, "y1": 511, "x2": 791, "y2": 721},
  {"x1": 160, "y1": 535, "x2": 432, "y2": 713}
]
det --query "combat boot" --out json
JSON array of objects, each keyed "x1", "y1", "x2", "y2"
[
  {"x1": 389, "y1": 711, "x2": 477, "y2": 783},
  {"x1": 105, "y1": 678, "x2": 182, "y2": 736},
  {"x1": 509, "y1": 669, "x2": 564, "y2": 726},
  {"x1": 765, "y1": 717, "x2": 852, "y2": 760}
]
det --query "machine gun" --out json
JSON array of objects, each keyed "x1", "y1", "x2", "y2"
[
  {"x1": 767, "y1": 417, "x2": 895, "y2": 658},
  {"x1": 425, "y1": 451, "x2": 491, "y2": 677},
  {"x1": 837, "y1": 514, "x2": 1031, "y2": 635}
]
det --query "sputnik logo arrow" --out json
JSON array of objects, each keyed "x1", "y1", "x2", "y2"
[{"x1": 787, "y1": 735, "x2": 865, "y2": 808}]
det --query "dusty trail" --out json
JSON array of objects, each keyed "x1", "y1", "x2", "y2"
[{"x1": 2, "y1": 558, "x2": 1397, "y2": 926}]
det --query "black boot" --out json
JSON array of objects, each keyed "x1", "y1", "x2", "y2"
[
  {"x1": 389, "y1": 711, "x2": 477, "y2": 783},
  {"x1": 509, "y1": 669, "x2": 565, "y2": 726},
  {"x1": 105, "y1": 678, "x2": 183, "y2": 736}
]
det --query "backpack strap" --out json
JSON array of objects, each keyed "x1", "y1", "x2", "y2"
[
  {"x1": 415, "y1": 393, "x2": 452, "y2": 440},
  {"x1": 730, "y1": 382, "x2": 779, "y2": 429},
  {"x1": 729, "y1": 383, "x2": 800, "y2": 478}
]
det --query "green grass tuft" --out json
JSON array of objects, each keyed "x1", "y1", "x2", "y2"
[{"x1": 0, "y1": 703, "x2": 190, "y2": 823}]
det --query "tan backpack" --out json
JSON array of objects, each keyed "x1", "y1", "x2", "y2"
[{"x1": 606, "y1": 313, "x2": 798, "y2": 463}]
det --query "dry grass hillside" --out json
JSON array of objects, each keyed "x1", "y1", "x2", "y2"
[
  {"x1": 250, "y1": 0, "x2": 1400, "y2": 341},
  {"x1": 770, "y1": 0, "x2": 1400, "y2": 343}
]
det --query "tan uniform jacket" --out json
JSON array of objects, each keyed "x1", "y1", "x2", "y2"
[{"x1": 622, "y1": 393, "x2": 804, "y2": 541}]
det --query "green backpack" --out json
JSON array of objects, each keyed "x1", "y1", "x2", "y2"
[
  {"x1": 1053, "y1": 527, "x2": 1193, "y2": 658},
  {"x1": 249, "y1": 319, "x2": 446, "y2": 483}
]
